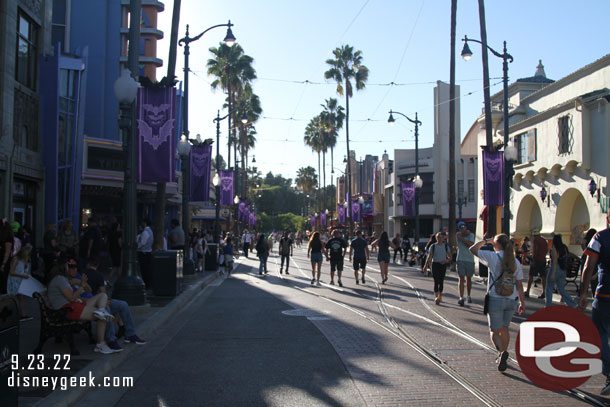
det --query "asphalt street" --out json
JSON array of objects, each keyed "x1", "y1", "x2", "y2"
[{"x1": 80, "y1": 246, "x2": 609, "y2": 407}]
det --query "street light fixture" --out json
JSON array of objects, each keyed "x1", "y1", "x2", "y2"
[
  {"x1": 214, "y1": 111, "x2": 230, "y2": 243},
  {"x1": 388, "y1": 109, "x2": 422, "y2": 249},
  {"x1": 462, "y1": 35, "x2": 513, "y2": 236},
  {"x1": 177, "y1": 136, "x2": 194, "y2": 273},
  {"x1": 113, "y1": 68, "x2": 146, "y2": 305}
]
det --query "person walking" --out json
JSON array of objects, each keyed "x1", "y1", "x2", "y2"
[
  {"x1": 456, "y1": 221, "x2": 475, "y2": 306},
  {"x1": 324, "y1": 229, "x2": 347, "y2": 286},
  {"x1": 242, "y1": 230, "x2": 252, "y2": 258},
  {"x1": 392, "y1": 233, "x2": 403, "y2": 263},
  {"x1": 424, "y1": 232, "x2": 451, "y2": 305},
  {"x1": 402, "y1": 235, "x2": 412, "y2": 262},
  {"x1": 470, "y1": 234, "x2": 526, "y2": 372},
  {"x1": 580, "y1": 228, "x2": 598, "y2": 297},
  {"x1": 136, "y1": 219, "x2": 154, "y2": 288},
  {"x1": 372, "y1": 232, "x2": 395, "y2": 284},
  {"x1": 579, "y1": 218, "x2": 610, "y2": 395},
  {"x1": 545, "y1": 234, "x2": 577, "y2": 308},
  {"x1": 422, "y1": 234, "x2": 437, "y2": 275},
  {"x1": 278, "y1": 231, "x2": 293, "y2": 275},
  {"x1": 307, "y1": 232, "x2": 325, "y2": 285},
  {"x1": 349, "y1": 230, "x2": 370, "y2": 285},
  {"x1": 255, "y1": 233, "x2": 269, "y2": 275},
  {"x1": 525, "y1": 229, "x2": 548, "y2": 298}
]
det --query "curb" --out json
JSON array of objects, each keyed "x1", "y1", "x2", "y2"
[{"x1": 33, "y1": 272, "x2": 220, "y2": 407}]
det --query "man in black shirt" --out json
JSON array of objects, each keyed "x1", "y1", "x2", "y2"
[
  {"x1": 84, "y1": 258, "x2": 146, "y2": 351},
  {"x1": 278, "y1": 231, "x2": 293, "y2": 275},
  {"x1": 349, "y1": 230, "x2": 370, "y2": 284},
  {"x1": 324, "y1": 230, "x2": 347, "y2": 287}
]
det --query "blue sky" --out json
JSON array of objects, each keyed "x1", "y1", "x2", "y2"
[{"x1": 156, "y1": 0, "x2": 610, "y2": 183}]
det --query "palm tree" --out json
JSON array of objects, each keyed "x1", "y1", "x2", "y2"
[
  {"x1": 324, "y1": 44, "x2": 369, "y2": 234},
  {"x1": 233, "y1": 83, "x2": 262, "y2": 198},
  {"x1": 304, "y1": 116, "x2": 323, "y2": 195},
  {"x1": 320, "y1": 98, "x2": 345, "y2": 211},
  {"x1": 295, "y1": 166, "x2": 318, "y2": 193}
]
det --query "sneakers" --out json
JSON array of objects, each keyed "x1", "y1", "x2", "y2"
[
  {"x1": 93, "y1": 309, "x2": 114, "y2": 322},
  {"x1": 538, "y1": 293, "x2": 545, "y2": 299},
  {"x1": 107, "y1": 340, "x2": 124, "y2": 352},
  {"x1": 94, "y1": 342, "x2": 114, "y2": 354},
  {"x1": 467, "y1": 296, "x2": 472, "y2": 304},
  {"x1": 362, "y1": 277, "x2": 366, "y2": 284},
  {"x1": 435, "y1": 297, "x2": 441, "y2": 305},
  {"x1": 124, "y1": 335, "x2": 147, "y2": 345},
  {"x1": 458, "y1": 297, "x2": 465, "y2": 306},
  {"x1": 498, "y1": 351, "x2": 509, "y2": 372},
  {"x1": 311, "y1": 279, "x2": 315, "y2": 285},
  {"x1": 355, "y1": 279, "x2": 359, "y2": 285},
  {"x1": 279, "y1": 269, "x2": 283, "y2": 274},
  {"x1": 316, "y1": 280, "x2": 321, "y2": 286},
  {"x1": 285, "y1": 270, "x2": 289, "y2": 275},
  {"x1": 338, "y1": 279, "x2": 343, "y2": 287},
  {"x1": 20, "y1": 315, "x2": 34, "y2": 321},
  {"x1": 601, "y1": 377, "x2": 610, "y2": 396},
  {"x1": 330, "y1": 281, "x2": 335, "y2": 285}
]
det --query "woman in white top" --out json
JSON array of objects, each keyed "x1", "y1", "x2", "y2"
[{"x1": 470, "y1": 234, "x2": 526, "y2": 372}]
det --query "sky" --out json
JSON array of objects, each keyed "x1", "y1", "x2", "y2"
[{"x1": 155, "y1": 0, "x2": 610, "y2": 185}]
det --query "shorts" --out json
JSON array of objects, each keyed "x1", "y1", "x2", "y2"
[
  {"x1": 377, "y1": 253, "x2": 391, "y2": 263},
  {"x1": 311, "y1": 252, "x2": 323, "y2": 263},
  {"x1": 224, "y1": 254, "x2": 234, "y2": 266},
  {"x1": 353, "y1": 257, "x2": 367, "y2": 271},
  {"x1": 62, "y1": 301, "x2": 86, "y2": 320},
  {"x1": 487, "y1": 296, "x2": 518, "y2": 331},
  {"x1": 330, "y1": 258, "x2": 344, "y2": 272},
  {"x1": 530, "y1": 259, "x2": 547, "y2": 277},
  {"x1": 457, "y1": 261, "x2": 475, "y2": 278}
]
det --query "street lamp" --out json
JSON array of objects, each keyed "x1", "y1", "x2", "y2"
[
  {"x1": 503, "y1": 143, "x2": 518, "y2": 235},
  {"x1": 462, "y1": 35, "x2": 513, "y2": 236},
  {"x1": 214, "y1": 111, "x2": 230, "y2": 242},
  {"x1": 388, "y1": 109, "x2": 422, "y2": 249},
  {"x1": 113, "y1": 68, "x2": 146, "y2": 305},
  {"x1": 177, "y1": 135, "x2": 194, "y2": 274},
  {"x1": 457, "y1": 195, "x2": 468, "y2": 221}
]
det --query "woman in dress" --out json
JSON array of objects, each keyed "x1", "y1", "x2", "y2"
[
  {"x1": 545, "y1": 234, "x2": 577, "y2": 308},
  {"x1": 470, "y1": 234, "x2": 525, "y2": 372},
  {"x1": 307, "y1": 232, "x2": 325, "y2": 286},
  {"x1": 7, "y1": 244, "x2": 33, "y2": 319},
  {"x1": 372, "y1": 232, "x2": 395, "y2": 283}
]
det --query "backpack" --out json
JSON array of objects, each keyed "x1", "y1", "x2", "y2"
[
  {"x1": 279, "y1": 238, "x2": 291, "y2": 255},
  {"x1": 493, "y1": 253, "x2": 516, "y2": 296}
]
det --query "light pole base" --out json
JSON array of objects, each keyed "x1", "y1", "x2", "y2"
[{"x1": 112, "y1": 275, "x2": 147, "y2": 305}]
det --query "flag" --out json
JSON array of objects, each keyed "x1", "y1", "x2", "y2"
[
  {"x1": 136, "y1": 86, "x2": 176, "y2": 182},
  {"x1": 238, "y1": 201, "x2": 247, "y2": 222},
  {"x1": 337, "y1": 204, "x2": 345, "y2": 223},
  {"x1": 310, "y1": 215, "x2": 316, "y2": 227},
  {"x1": 219, "y1": 170, "x2": 234, "y2": 205},
  {"x1": 401, "y1": 181, "x2": 415, "y2": 217},
  {"x1": 352, "y1": 200, "x2": 360, "y2": 222},
  {"x1": 320, "y1": 212, "x2": 327, "y2": 226},
  {"x1": 482, "y1": 150, "x2": 505, "y2": 206},
  {"x1": 189, "y1": 144, "x2": 212, "y2": 202}
]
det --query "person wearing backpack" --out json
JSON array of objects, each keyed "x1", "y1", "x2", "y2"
[
  {"x1": 545, "y1": 234, "x2": 577, "y2": 308},
  {"x1": 470, "y1": 234, "x2": 526, "y2": 372},
  {"x1": 278, "y1": 231, "x2": 293, "y2": 275},
  {"x1": 423, "y1": 232, "x2": 452, "y2": 305}
]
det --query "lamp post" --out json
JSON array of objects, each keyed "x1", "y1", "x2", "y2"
[
  {"x1": 462, "y1": 35, "x2": 513, "y2": 237},
  {"x1": 503, "y1": 143, "x2": 518, "y2": 235},
  {"x1": 457, "y1": 195, "x2": 468, "y2": 221},
  {"x1": 178, "y1": 21, "x2": 235, "y2": 263},
  {"x1": 213, "y1": 110, "x2": 230, "y2": 243},
  {"x1": 388, "y1": 110, "x2": 423, "y2": 249},
  {"x1": 358, "y1": 196, "x2": 364, "y2": 232},
  {"x1": 177, "y1": 136, "x2": 194, "y2": 274}
]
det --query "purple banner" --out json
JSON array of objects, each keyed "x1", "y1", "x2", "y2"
[
  {"x1": 401, "y1": 181, "x2": 415, "y2": 217},
  {"x1": 219, "y1": 170, "x2": 234, "y2": 206},
  {"x1": 352, "y1": 200, "x2": 361, "y2": 222},
  {"x1": 320, "y1": 212, "x2": 327, "y2": 226},
  {"x1": 310, "y1": 215, "x2": 316, "y2": 227},
  {"x1": 238, "y1": 201, "x2": 247, "y2": 222},
  {"x1": 190, "y1": 144, "x2": 212, "y2": 202},
  {"x1": 337, "y1": 204, "x2": 345, "y2": 223},
  {"x1": 137, "y1": 86, "x2": 176, "y2": 183},
  {"x1": 249, "y1": 211, "x2": 256, "y2": 226},
  {"x1": 482, "y1": 150, "x2": 505, "y2": 206}
]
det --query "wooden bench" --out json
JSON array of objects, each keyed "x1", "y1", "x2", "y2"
[{"x1": 32, "y1": 292, "x2": 93, "y2": 355}]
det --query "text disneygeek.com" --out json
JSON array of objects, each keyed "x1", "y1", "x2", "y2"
[{"x1": 8, "y1": 371, "x2": 134, "y2": 391}]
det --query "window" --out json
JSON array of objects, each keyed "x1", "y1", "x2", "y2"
[
  {"x1": 458, "y1": 180, "x2": 464, "y2": 200},
  {"x1": 515, "y1": 130, "x2": 536, "y2": 164},
  {"x1": 419, "y1": 173, "x2": 434, "y2": 204},
  {"x1": 52, "y1": 0, "x2": 67, "y2": 52},
  {"x1": 16, "y1": 11, "x2": 39, "y2": 90},
  {"x1": 558, "y1": 115, "x2": 573, "y2": 155},
  {"x1": 468, "y1": 179, "x2": 475, "y2": 202}
]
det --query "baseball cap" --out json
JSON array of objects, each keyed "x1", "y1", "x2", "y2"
[
  {"x1": 457, "y1": 221, "x2": 466, "y2": 229},
  {"x1": 67, "y1": 259, "x2": 77, "y2": 267}
]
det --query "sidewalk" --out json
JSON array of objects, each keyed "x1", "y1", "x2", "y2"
[{"x1": 14, "y1": 268, "x2": 220, "y2": 407}]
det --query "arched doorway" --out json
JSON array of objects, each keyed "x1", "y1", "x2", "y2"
[
  {"x1": 515, "y1": 195, "x2": 542, "y2": 238},
  {"x1": 554, "y1": 188, "x2": 590, "y2": 249}
]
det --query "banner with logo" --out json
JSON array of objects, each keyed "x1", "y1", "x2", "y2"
[
  {"x1": 482, "y1": 150, "x2": 504, "y2": 206},
  {"x1": 219, "y1": 170, "x2": 234, "y2": 205},
  {"x1": 337, "y1": 204, "x2": 345, "y2": 223},
  {"x1": 320, "y1": 212, "x2": 327, "y2": 226},
  {"x1": 352, "y1": 200, "x2": 360, "y2": 222},
  {"x1": 401, "y1": 181, "x2": 415, "y2": 217},
  {"x1": 249, "y1": 210, "x2": 256, "y2": 226},
  {"x1": 190, "y1": 144, "x2": 212, "y2": 202},
  {"x1": 238, "y1": 201, "x2": 247, "y2": 222},
  {"x1": 310, "y1": 215, "x2": 316, "y2": 227},
  {"x1": 136, "y1": 86, "x2": 176, "y2": 183}
]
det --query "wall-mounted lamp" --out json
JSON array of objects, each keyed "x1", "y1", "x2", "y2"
[
  {"x1": 540, "y1": 185, "x2": 550, "y2": 207},
  {"x1": 589, "y1": 177, "x2": 604, "y2": 204}
]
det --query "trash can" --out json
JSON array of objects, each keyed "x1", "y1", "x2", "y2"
[
  {"x1": 205, "y1": 243, "x2": 218, "y2": 271},
  {"x1": 0, "y1": 295, "x2": 19, "y2": 407},
  {"x1": 151, "y1": 250, "x2": 183, "y2": 296}
]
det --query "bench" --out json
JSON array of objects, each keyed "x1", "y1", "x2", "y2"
[
  {"x1": 564, "y1": 253, "x2": 581, "y2": 292},
  {"x1": 32, "y1": 292, "x2": 93, "y2": 355}
]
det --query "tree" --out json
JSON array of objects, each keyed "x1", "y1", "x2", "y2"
[
  {"x1": 324, "y1": 45, "x2": 369, "y2": 235},
  {"x1": 215, "y1": 154, "x2": 226, "y2": 170},
  {"x1": 295, "y1": 166, "x2": 318, "y2": 193},
  {"x1": 320, "y1": 98, "x2": 345, "y2": 211},
  {"x1": 304, "y1": 116, "x2": 324, "y2": 200}
]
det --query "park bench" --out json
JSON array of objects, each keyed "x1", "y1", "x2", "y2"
[
  {"x1": 32, "y1": 292, "x2": 93, "y2": 355},
  {"x1": 564, "y1": 253, "x2": 581, "y2": 292}
]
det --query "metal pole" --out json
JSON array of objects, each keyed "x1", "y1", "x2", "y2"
[
  {"x1": 114, "y1": 0, "x2": 146, "y2": 305},
  {"x1": 414, "y1": 114, "x2": 420, "y2": 251},
  {"x1": 502, "y1": 41, "x2": 512, "y2": 237},
  {"x1": 215, "y1": 112, "x2": 221, "y2": 244}
]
